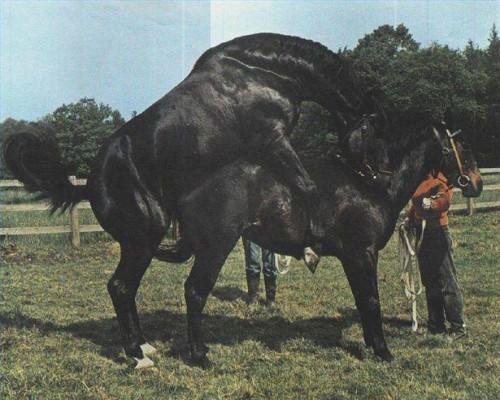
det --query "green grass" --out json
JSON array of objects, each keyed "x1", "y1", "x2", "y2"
[{"x1": 1, "y1": 212, "x2": 499, "y2": 399}]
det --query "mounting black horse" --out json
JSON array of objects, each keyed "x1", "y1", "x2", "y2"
[{"x1": 4, "y1": 33, "x2": 382, "y2": 365}]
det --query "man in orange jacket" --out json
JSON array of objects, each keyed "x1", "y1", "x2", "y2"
[{"x1": 409, "y1": 172, "x2": 466, "y2": 339}]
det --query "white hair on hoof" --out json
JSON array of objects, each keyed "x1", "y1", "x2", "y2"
[
  {"x1": 140, "y1": 343, "x2": 157, "y2": 356},
  {"x1": 134, "y1": 356, "x2": 155, "y2": 370}
]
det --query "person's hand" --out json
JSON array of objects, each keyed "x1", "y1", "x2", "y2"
[{"x1": 422, "y1": 197, "x2": 432, "y2": 210}]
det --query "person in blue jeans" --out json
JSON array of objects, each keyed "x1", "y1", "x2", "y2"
[{"x1": 242, "y1": 237, "x2": 278, "y2": 306}]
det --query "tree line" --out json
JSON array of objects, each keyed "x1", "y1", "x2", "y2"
[
  {"x1": 1, "y1": 24, "x2": 499, "y2": 178},
  {"x1": 292, "y1": 24, "x2": 500, "y2": 166},
  {"x1": 0, "y1": 98, "x2": 125, "y2": 178}
]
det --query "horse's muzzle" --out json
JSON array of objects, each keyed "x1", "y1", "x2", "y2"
[{"x1": 461, "y1": 172, "x2": 483, "y2": 198}]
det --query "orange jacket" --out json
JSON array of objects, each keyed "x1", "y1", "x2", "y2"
[{"x1": 409, "y1": 172, "x2": 453, "y2": 227}]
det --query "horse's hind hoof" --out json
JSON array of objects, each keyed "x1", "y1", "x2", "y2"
[{"x1": 140, "y1": 342, "x2": 157, "y2": 356}]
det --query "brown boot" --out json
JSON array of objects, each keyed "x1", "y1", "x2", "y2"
[
  {"x1": 246, "y1": 274, "x2": 260, "y2": 305},
  {"x1": 264, "y1": 275, "x2": 277, "y2": 307}
]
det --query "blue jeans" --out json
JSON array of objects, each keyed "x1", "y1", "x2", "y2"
[{"x1": 242, "y1": 238, "x2": 277, "y2": 279}]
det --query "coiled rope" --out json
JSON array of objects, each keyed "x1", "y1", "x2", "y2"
[
  {"x1": 274, "y1": 253, "x2": 291, "y2": 275},
  {"x1": 399, "y1": 220, "x2": 425, "y2": 332}
]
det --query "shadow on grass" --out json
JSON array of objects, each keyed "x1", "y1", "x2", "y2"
[
  {"x1": 0, "y1": 286, "x2": 410, "y2": 365},
  {"x1": 211, "y1": 285, "x2": 247, "y2": 302}
]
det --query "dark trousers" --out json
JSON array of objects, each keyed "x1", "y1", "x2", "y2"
[
  {"x1": 242, "y1": 238, "x2": 277, "y2": 278},
  {"x1": 417, "y1": 225, "x2": 465, "y2": 333}
]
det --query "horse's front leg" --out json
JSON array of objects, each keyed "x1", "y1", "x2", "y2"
[
  {"x1": 258, "y1": 123, "x2": 323, "y2": 241},
  {"x1": 184, "y1": 235, "x2": 240, "y2": 368},
  {"x1": 341, "y1": 248, "x2": 393, "y2": 361}
]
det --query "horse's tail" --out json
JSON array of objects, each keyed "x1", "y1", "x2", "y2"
[
  {"x1": 2, "y1": 132, "x2": 88, "y2": 213},
  {"x1": 155, "y1": 237, "x2": 193, "y2": 263}
]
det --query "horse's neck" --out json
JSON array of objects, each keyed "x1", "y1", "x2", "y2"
[
  {"x1": 221, "y1": 36, "x2": 366, "y2": 118},
  {"x1": 386, "y1": 139, "x2": 441, "y2": 210}
]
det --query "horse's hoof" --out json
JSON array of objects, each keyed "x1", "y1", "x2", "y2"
[
  {"x1": 193, "y1": 354, "x2": 212, "y2": 369},
  {"x1": 375, "y1": 348, "x2": 394, "y2": 362},
  {"x1": 303, "y1": 247, "x2": 320, "y2": 273},
  {"x1": 140, "y1": 342, "x2": 157, "y2": 356},
  {"x1": 134, "y1": 356, "x2": 155, "y2": 370}
]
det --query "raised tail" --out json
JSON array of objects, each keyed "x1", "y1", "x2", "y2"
[{"x1": 2, "y1": 132, "x2": 88, "y2": 213}]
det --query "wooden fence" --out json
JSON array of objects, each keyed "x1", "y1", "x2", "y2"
[
  {"x1": 2, "y1": 169, "x2": 500, "y2": 247},
  {"x1": 450, "y1": 168, "x2": 500, "y2": 215},
  {"x1": 0, "y1": 176, "x2": 102, "y2": 247}
]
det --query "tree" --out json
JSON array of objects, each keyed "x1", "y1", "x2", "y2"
[
  {"x1": 290, "y1": 102, "x2": 336, "y2": 160},
  {"x1": 464, "y1": 40, "x2": 485, "y2": 71},
  {"x1": 44, "y1": 98, "x2": 125, "y2": 177},
  {"x1": 348, "y1": 24, "x2": 419, "y2": 93},
  {"x1": 485, "y1": 24, "x2": 500, "y2": 104},
  {"x1": 385, "y1": 44, "x2": 483, "y2": 124}
]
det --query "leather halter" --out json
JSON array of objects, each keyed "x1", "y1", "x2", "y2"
[
  {"x1": 432, "y1": 126, "x2": 470, "y2": 188},
  {"x1": 337, "y1": 115, "x2": 393, "y2": 184}
]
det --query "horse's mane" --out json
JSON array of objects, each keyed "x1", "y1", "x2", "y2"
[
  {"x1": 194, "y1": 33, "x2": 344, "y2": 76},
  {"x1": 196, "y1": 34, "x2": 371, "y2": 104}
]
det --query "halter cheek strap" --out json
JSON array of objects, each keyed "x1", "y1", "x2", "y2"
[
  {"x1": 446, "y1": 129, "x2": 464, "y2": 175},
  {"x1": 432, "y1": 127, "x2": 470, "y2": 188}
]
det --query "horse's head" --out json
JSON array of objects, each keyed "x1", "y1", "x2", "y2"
[
  {"x1": 432, "y1": 125, "x2": 483, "y2": 198},
  {"x1": 341, "y1": 114, "x2": 391, "y2": 180}
]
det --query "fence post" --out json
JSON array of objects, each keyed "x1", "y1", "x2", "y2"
[
  {"x1": 467, "y1": 197, "x2": 474, "y2": 216},
  {"x1": 69, "y1": 176, "x2": 81, "y2": 247}
]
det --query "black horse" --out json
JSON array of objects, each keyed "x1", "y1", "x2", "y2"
[
  {"x1": 88, "y1": 32, "x2": 381, "y2": 243},
  {"x1": 3, "y1": 32, "x2": 481, "y2": 368},
  {"x1": 157, "y1": 122, "x2": 482, "y2": 366},
  {"x1": 3, "y1": 34, "x2": 384, "y2": 366}
]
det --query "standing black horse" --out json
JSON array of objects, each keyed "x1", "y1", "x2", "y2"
[
  {"x1": 4, "y1": 34, "x2": 384, "y2": 367},
  {"x1": 158, "y1": 122, "x2": 482, "y2": 366}
]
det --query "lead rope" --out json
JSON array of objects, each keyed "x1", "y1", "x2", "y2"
[
  {"x1": 399, "y1": 219, "x2": 425, "y2": 332},
  {"x1": 274, "y1": 253, "x2": 291, "y2": 275}
]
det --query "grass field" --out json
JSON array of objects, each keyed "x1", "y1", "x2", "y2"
[{"x1": 1, "y1": 210, "x2": 499, "y2": 400}]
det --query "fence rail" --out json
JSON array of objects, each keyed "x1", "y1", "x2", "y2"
[
  {"x1": 1, "y1": 176, "x2": 102, "y2": 246},
  {"x1": 2, "y1": 168, "x2": 500, "y2": 246}
]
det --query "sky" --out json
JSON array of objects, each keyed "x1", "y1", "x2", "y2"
[{"x1": 1, "y1": 0, "x2": 499, "y2": 121}]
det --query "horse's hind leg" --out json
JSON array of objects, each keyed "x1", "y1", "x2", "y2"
[
  {"x1": 107, "y1": 241, "x2": 160, "y2": 366},
  {"x1": 341, "y1": 249, "x2": 392, "y2": 361},
  {"x1": 98, "y1": 199, "x2": 167, "y2": 366}
]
